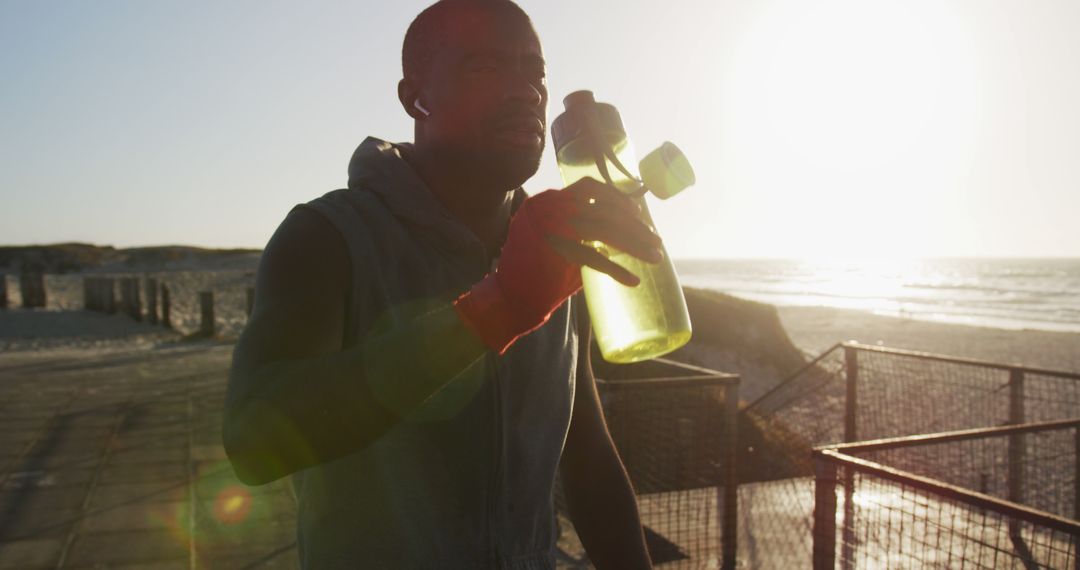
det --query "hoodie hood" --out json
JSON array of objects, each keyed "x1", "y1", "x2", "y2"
[
  {"x1": 345, "y1": 136, "x2": 527, "y2": 260},
  {"x1": 347, "y1": 136, "x2": 526, "y2": 227},
  {"x1": 346, "y1": 137, "x2": 450, "y2": 230}
]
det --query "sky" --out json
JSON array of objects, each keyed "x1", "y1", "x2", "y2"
[{"x1": 1, "y1": 0, "x2": 1078, "y2": 259}]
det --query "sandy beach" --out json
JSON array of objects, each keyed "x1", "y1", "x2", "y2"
[{"x1": 776, "y1": 305, "x2": 1080, "y2": 374}]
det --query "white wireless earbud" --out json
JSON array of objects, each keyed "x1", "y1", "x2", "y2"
[{"x1": 413, "y1": 99, "x2": 431, "y2": 117}]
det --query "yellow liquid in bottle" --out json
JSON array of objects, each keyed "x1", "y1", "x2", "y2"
[{"x1": 556, "y1": 137, "x2": 692, "y2": 363}]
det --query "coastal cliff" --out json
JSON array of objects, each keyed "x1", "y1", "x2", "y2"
[
  {"x1": 587, "y1": 287, "x2": 814, "y2": 484},
  {"x1": 591, "y1": 287, "x2": 808, "y2": 403}
]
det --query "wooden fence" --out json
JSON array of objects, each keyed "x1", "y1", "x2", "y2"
[
  {"x1": 0, "y1": 268, "x2": 48, "y2": 309},
  {"x1": 5, "y1": 272, "x2": 255, "y2": 338},
  {"x1": 86, "y1": 276, "x2": 255, "y2": 337},
  {"x1": 19, "y1": 266, "x2": 47, "y2": 308}
]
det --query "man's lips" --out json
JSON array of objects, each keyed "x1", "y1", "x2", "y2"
[
  {"x1": 494, "y1": 116, "x2": 544, "y2": 137},
  {"x1": 492, "y1": 116, "x2": 544, "y2": 148}
]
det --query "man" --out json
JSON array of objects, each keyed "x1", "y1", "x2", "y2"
[{"x1": 224, "y1": 0, "x2": 662, "y2": 567}]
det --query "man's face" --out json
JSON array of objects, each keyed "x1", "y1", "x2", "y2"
[{"x1": 420, "y1": 7, "x2": 548, "y2": 189}]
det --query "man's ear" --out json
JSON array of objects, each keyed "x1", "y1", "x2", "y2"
[{"x1": 398, "y1": 79, "x2": 425, "y2": 120}]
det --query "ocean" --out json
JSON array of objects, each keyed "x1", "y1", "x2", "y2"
[{"x1": 675, "y1": 258, "x2": 1080, "y2": 333}]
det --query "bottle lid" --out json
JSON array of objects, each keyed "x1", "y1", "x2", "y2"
[
  {"x1": 639, "y1": 142, "x2": 695, "y2": 200},
  {"x1": 551, "y1": 90, "x2": 628, "y2": 155}
]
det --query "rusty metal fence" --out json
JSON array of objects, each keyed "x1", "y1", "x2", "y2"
[
  {"x1": 812, "y1": 419, "x2": 1080, "y2": 569},
  {"x1": 739, "y1": 342, "x2": 1080, "y2": 568},
  {"x1": 556, "y1": 358, "x2": 740, "y2": 569}
]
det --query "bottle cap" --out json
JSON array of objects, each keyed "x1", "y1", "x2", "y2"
[
  {"x1": 639, "y1": 142, "x2": 695, "y2": 200},
  {"x1": 551, "y1": 90, "x2": 628, "y2": 155}
]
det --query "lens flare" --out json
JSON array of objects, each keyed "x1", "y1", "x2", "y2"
[{"x1": 213, "y1": 485, "x2": 253, "y2": 524}]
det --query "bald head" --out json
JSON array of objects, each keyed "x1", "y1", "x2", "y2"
[{"x1": 402, "y1": 0, "x2": 533, "y2": 83}]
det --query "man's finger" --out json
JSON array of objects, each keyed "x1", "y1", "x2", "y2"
[
  {"x1": 569, "y1": 212, "x2": 663, "y2": 263},
  {"x1": 547, "y1": 235, "x2": 640, "y2": 286}
]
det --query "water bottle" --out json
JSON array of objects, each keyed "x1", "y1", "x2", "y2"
[{"x1": 551, "y1": 90, "x2": 695, "y2": 363}]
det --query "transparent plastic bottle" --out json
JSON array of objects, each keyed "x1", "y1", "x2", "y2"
[{"x1": 551, "y1": 91, "x2": 693, "y2": 363}]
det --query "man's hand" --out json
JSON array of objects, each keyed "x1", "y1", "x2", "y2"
[
  {"x1": 454, "y1": 177, "x2": 662, "y2": 354},
  {"x1": 544, "y1": 177, "x2": 664, "y2": 286}
]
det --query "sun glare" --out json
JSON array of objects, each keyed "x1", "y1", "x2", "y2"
[{"x1": 720, "y1": 0, "x2": 982, "y2": 259}]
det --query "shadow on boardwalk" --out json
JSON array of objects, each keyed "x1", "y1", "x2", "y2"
[{"x1": 0, "y1": 340, "x2": 298, "y2": 569}]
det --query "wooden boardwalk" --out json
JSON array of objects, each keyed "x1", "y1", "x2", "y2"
[
  {"x1": 0, "y1": 342, "x2": 298, "y2": 569},
  {"x1": 0, "y1": 323, "x2": 724, "y2": 569}
]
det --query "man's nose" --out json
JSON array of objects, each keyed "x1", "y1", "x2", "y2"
[{"x1": 504, "y1": 72, "x2": 544, "y2": 108}]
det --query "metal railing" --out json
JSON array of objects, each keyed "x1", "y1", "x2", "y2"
[
  {"x1": 557, "y1": 358, "x2": 740, "y2": 569},
  {"x1": 812, "y1": 419, "x2": 1080, "y2": 569},
  {"x1": 738, "y1": 342, "x2": 1080, "y2": 568}
]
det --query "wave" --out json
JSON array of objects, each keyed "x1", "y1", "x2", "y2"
[
  {"x1": 901, "y1": 282, "x2": 1071, "y2": 297},
  {"x1": 688, "y1": 283, "x2": 1069, "y2": 308},
  {"x1": 677, "y1": 258, "x2": 1080, "y2": 333}
]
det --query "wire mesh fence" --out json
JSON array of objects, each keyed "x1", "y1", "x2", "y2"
[
  {"x1": 739, "y1": 343, "x2": 1080, "y2": 568},
  {"x1": 812, "y1": 420, "x2": 1080, "y2": 569},
  {"x1": 852, "y1": 427, "x2": 1075, "y2": 521},
  {"x1": 555, "y1": 359, "x2": 739, "y2": 569}
]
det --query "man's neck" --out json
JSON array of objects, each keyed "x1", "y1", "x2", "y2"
[{"x1": 403, "y1": 144, "x2": 515, "y2": 256}]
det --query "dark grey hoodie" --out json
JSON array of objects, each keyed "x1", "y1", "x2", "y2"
[{"x1": 290, "y1": 137, "x2": 579, "y2": 569}]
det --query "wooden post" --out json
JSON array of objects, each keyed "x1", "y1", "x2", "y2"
[
  {"x1": 119, "y1": 278, "x2": 131, "y2": 318},
  {"x1": 92, "y1": 278, "x2": 101, "y2": 312},
  {"x1": 160, "y1": 283, "x2": 171, "y2": 328},
  {"x1": 83, "y1": 277, "x2": 92, "y2": 311},
  {"x1": 721, "y1": 381, "x2": 739, "y2": 570},
  {"x1": 1006, "y1": 369, "x2": 1027, "y2": 551},
  {"x1": 91, "y1": 278, "x2": 101, "y2": 312},
  {"x1": 813, "y1": 457, "x2": 838, "y2": 570},
  {"x1": 1, "y1": 273, "x2": 10, "y2": 310},
  {"x1": 120, "y1": 277, "x2": 133, "y2": 319},
  {"x1": 103, "y1": 278, "x2": 116, "y2": 314},
  {"x1": 119, "y1": 280, "x2": 130, "y2": 315},
  {"x1": 128, "y1": 277, "x2": 143, "y2": 321},
  {"x1": 1074, "y1": 428, "x2": 1080, "y2": 529},
  {"x1": 844, "y1": 346, "x2": 858, "y2": 442},
  {"x1": 841, "y1": 346, "x2": 858, "y2": 569},
  {"x1": 145, "y1": 277, "x2": 158, "y2": 325},
  {"x1": 245, "y1": 287, "x2": 255, "y2": 317},
  {"x1": 1008, "y1": 369, "x2": 1025, "y2": 511},
  {"x1": 20, "y1": 266, "x2": 46, "y2": 308},
  {"x1": 199, "y1": 291, "x2": 215, "y2": 337},
  {"x1": 841, "y1": 474, "x2": 855, "y2": 570}
]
